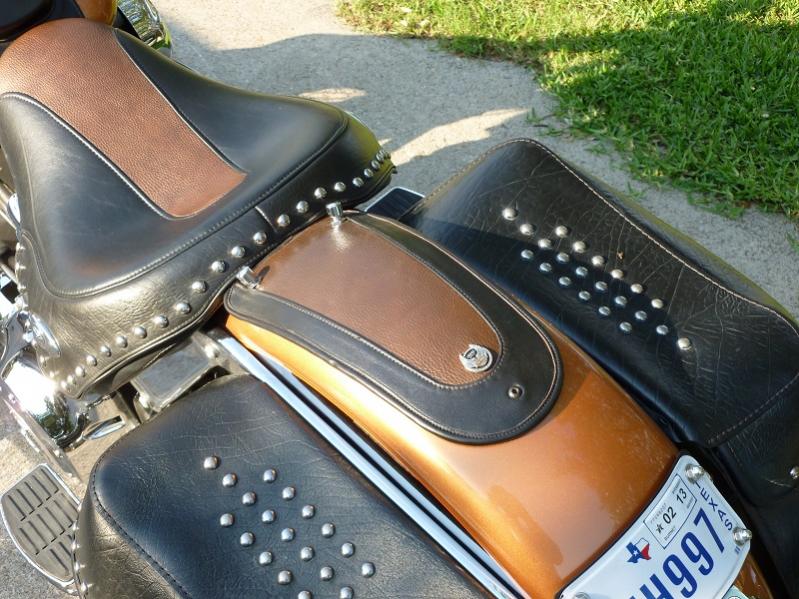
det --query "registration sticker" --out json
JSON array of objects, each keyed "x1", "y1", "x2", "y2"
[{"x1": 560, "y1": 455, "x2": 750, "y2": 599}]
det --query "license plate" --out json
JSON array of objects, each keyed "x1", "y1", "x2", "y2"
[{"x1": 560, "y1": 455, "x2": 750, "y2": 599}]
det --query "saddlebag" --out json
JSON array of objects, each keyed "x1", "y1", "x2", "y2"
[
  {"x1": 73, "y1": 375, "x2": 488, "y2": 598},
  {"x1": 400, "y1": 139, "x2": 799, "y2": 596}
]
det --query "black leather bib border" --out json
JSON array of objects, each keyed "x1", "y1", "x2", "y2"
[{"x1": 227, "y1": 214, "x2": 563, "y2": 445}]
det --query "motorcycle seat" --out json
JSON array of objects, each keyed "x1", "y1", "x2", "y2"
[{"x1": 0, "y1": 18, "x2": 391, "y2": 398}]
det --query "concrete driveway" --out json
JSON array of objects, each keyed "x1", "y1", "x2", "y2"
[{"x1": 1, "y1": 0, "x2": 797, "y2": 596}]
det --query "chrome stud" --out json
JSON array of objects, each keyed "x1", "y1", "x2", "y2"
[
  {"x1": 521, "y1": 249, "x2": 534, "y2": 261},
  {"x1": 334, "y1": 182, "x2": 347, "y2": 193},
  {"x1": 677, "y1": 337, "x2": 692, "y2": 351},
  {"x1": 371, "y1": 160, "x2": 380, "y2": 170},
  {"x1": 555, "y1": 225, "x2": 569, "y2": 238},
  {"x1": 240, "y1": 532, "x2": 255, "y2": 547},
  {"x1": 556, "y1": 252, "x2": 570, "y2": 264},
  {"x1": 733, "y1": 527, "x2": 753, "y2": 546},
  {"x1": 791, "y1": 466, "x2": 799, "y2": 481},
  {"x1": 320, "y1": 566, "x2": 334, "y2": 581},
  {"x1": 361, "y1": 562, "x2": 375, "y2": 578},
  {"x1": 153, "y1": 315, "x2": 169, "y2": 328},
  {"x1": 610, "y1": 268, "x2": 624, "y2": 280},
  {"x1": 263, "y1": 469, "x2": 277, "y2": 483},
  {"x1": 537, "y1": 238, "x2": 553, "y2": 250},
  {"x1": 253, "y1": 231, "x2": 268, "y2": 245},
  {"x1": 619, "y1": 322, "x2": 633, "y2": 334},
  {"x1": 314, "y1": 187, "x2": 328, "y2": 200},
  {"x1": 539, "y1": 262, "x2": 552, "y2": 274},
  {"x1": 630, "y1": 283, "x2": 644, "y2": 294},
  {"x1": 302, "y1": 505, "x2": 316, "y2": 519},
  {"x1": 278, "y1": 570, "x2": 293, "y2": 585},
  {"x1": 507, "y1": 384, "x2": 524, "y2": 400},
  {"x1": 299, "y1": 592, "x2": 313, "y2": 599},
  {"x1": 651, "y1": 298, "x2": 665, "y2": 309},
  {"x1": 578, "y1": 291, "x2": 591, "y2": 302},
  {"x1": 591, "y1": 255, "x2": 606, "y2": 268},
  {"x1": 301, "y1": 546, "x2": 315, "y2": 561},
  {"x1": 191, "y1": 280, "x2": 208, "y2": 294},
  {"x1": 575, "y1": 266, "x2": 588, "y2": 277},
  {"x1": 595, "y1": 281, "x2": 608, "y2": 292},
  {"x1": 133, "y1": 326, "x2": 147, "y2": 339},
  {"x1": 115, "y1": 335, "x2": 128, "y2": 348},
  {"x1": 296, "y1": 201, "x2": 310, "y2": 214},
  {"x1": 341, "y1": 542, "x2": 355, "y2": 557},
  {"x1": 67, "y1": 375, "x2": 76, "y2": 385},
  {"x1": 175, "y1": 302, "x2": 191, "y2": 315},
  {"x1": 340, "y1": 588, "x2": 354, "y2": 599},
  {"x1": 230, "y1": 245, "x2": 246, "y2": 259},
  {"x1": 85, "y1": 355, "x2": 97, "y2": 366},
  {"x1": 277, "y1": 214, "x2": 291, "y2": 228},
  {"x1": 363, "y1": 168, "x2": 374, "y2": 179},
  {"x1": 261, "y1": 509, "x2": 276, "y2": 523},
  {"x1": 558, "y1": 276, "x2": 572, "y2": 288},
  {"x1": 502, "y1": 207, "x2": 518, "y2": 221},
  {"x1": 685, "y1": 463, "x2": 705, "y2": 482},
  {"x1": 242, "y1": 492, "x2": 257, "y2": 506},
  {"x1": 282, "y1": 486, "x2": 296, "y2": 500},
  {"x1": 572, "y1": 240, "x2": 587, "y2": 253},
  {"x1": 519, "y1": 223, "x2": 534, "y2": 236},
  {"x1": 220, "y1": 513, "x2": 234, "y2": 527},
  {"x1": 614, "y1": 295, "x2": 628, "y2": 307},
  {"x1": 100, "y1": 345, "x2": 112, "y2": 357},
  {"x1": 75, "y1": 365, "x2": 86, "y2": 378},
  {"x1": 598, "y1": 306, "x2": 611, "y2": 317},
  {"x1": 203, "y1": 456, "x2": 219, "y2": 470},
  {"x1": 321, "y1": 523, "x2": 335, "y2": 538},
  {"x1": 281, "y1": 527, "x2": 295, "y2": 542},
  {"x1": 222, "y1": 473, "x2": 238, "y2": 488},
  {"x1": 211, "y1": 260, "x2": 228, "y2": 273},
  {"x1": 656, "y1": 325, "x2": 669, "y2": 336},
  {"x1": 60, "y1": 380, "x2": 68, "y2": 391},
  {"x1": 352, "y1": 177, "x2": 364, "y2": 188},
  {"x1": 635, "y1": 310, "x2": 648, "y2": 321},
  {"x1": 259, "y1": 551, "x2": 273, "y2": 566}
]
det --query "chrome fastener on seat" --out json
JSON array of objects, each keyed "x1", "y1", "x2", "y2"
[
  {"x1": 326, "y1": 202, "x2": 344, "y2": 226},
  {"x1": 236, "y1": 267, "x2": 260, "y2": 289}
]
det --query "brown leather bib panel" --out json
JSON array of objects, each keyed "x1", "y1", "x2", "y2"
[
  {"x1": 255, "y1": 218, "x2": 500, "y2": 386},
  {"x1": 0, "y1": 19, "x2": 244, "y2": 217}
]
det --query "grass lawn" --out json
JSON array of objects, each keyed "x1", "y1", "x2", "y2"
[{"x1": 340, "y1": 0, "x2": 799, "y2": 219}]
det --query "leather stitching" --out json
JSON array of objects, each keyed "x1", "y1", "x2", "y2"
[{"x1": 417, "y1": 138, "x2": 799, "y2": 444}]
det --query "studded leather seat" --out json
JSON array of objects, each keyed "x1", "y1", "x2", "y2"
[
  {"x1": 74, "y1": 375, "x2": 488, "y2": 599},
  {"x1": 0, "y1": 19, "x2": 392, "y2": 398}
]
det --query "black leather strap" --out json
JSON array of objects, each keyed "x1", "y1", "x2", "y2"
[{"x1": 74, "y1": 375, "x2": 488, "y2": 599}]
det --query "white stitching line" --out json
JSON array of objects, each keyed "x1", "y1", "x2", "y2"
[{"x1": 2, "y1": 93, "x2": 169, "y2": 219}]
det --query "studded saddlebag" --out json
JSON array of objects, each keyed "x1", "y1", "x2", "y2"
[
  {"x1": 401, "y1": 139, "x2": 799, "y2": 596},
  {"x1": 74, "y1": 375, "x2": 489, "y2": 599}
]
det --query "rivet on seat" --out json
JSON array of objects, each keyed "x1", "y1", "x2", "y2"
[
  {"x1": 352, "y1": 177, "x2": 364, "y2": 188},
  {"x1": 203, "y1": 456, "x2": 219, "y2": 470},
  {"x1": 519, "y1": 223, "x2": 534, "y2": 236},
  {"x1": 630, "y1": 283, "x2": 644, "y2": 294},
  {"x1": 263, "y1": 469, "x2": 277, "y2": 483},
  {"x1": 115, "y1": 335, "x2": 127, "y2": 348},
  {"x1": 253, "y1": 231, "x2": 268, "y2": 245},
  {"x1": 85, "y1": 354, "x2": 98, "y2": 366},
  {"x1": 314, "y1": 187, "x2": 328, "y2": 200},
  {"x1": 635, "y1": 310, "x2": 648, "y2": 322},
  {"x1": 302, "y1": 505, "x2": 316, "y2": 519},
  {"x1": 339, "y1": 587, "x2": 354, "y2": 599},
  {"x1": 591, "y1": 255, "x2": 606, "y2": 267},
  {"x1": 575, "y1": 266, "x2": 588, "y2": 277},
  {"x1": 282, "y1": 486, "x2": 296, "y2": 500},
  {"x1": 610, "y1": 268, "x2": 624, "y2": 279},
  {"x1": 298, "y1": 592, "x2": 313, "y2": 599},
  {"x1": 598, "y1": 306, "x2": 611, "y2": 317},
  {"x1": 100, "y1": 345, "x2": 112, "y2": 357},
  {"x1": 677, "y1": 337, "x2": 692, "y2": 351},
  {"x1": 230, "y1": 245, "x2": 246, "y2": 258},
  {"x1": 341, "y1": 542, "x2": 355, "y2": 557},
  {"x1": 296, "y1": 201, "x2": 310, "y2": 214},
  {"x1": 334, "y1": 182, "x2": 347, "y2": 193},
  {"x1": 277, "y1": 214, "x2": 291, "y2": 227},
  {"x1": 651, "y1": 298, "x2": 665, "y2": 309},
  {"x1": 537, "y1": 238, "x2": 552, "y2": 249},
  {"x1": 321, "y1": 523, "x2": 336, "y2": 538},
  {"x1": 133, "y1": 326, "x2": 147, "y2": 339},
  {"x1": 539, "y1": 262, "x2": 552, "y2": 274},
  {"x1": 174, "y1": 301, "x2": 192, "y2": 315},
  {"x1": 578, "y1": 291, "x2": 591, "y2": 302},
  {"x1": 211, "y1": 260, "x2": 228, "y2": 273},
  {"x1": 259, "y1": 551, "x2": 273, "y2": 566},
  {"x1": 521, "y1": 249, "x2": 534, "y2": 261},
  {"x1": 502, "y1": 207, "x2": 518, "y2": 221},
  {"x1": 261, "y1": 509, "x2": 276, "y2": 523},
  {"x1": 240, "y1": 532, "x2": 255, "y2": 546},
  {"x1": 242, "y1": 492, "x2": 257, "y2": 506},
  {"x1": 220, "y1": 513, "x2": 234, "y2": 527},
  {"x1": 558, "y1": 276, "x2": 572, "y2": 288},
  {"x1": 555, "y1": 225, "x2": 569, "y2": 238},
  {"x1": 222, "y1": 473, "x2": 237, "y2": 488},
  {"x1": 361, "y1": 562, "x2": 375, "y2": 578},
  {"x1": 300, "y1": 546, "x2": 315, "y2": 561},
  {"x1": 656, "y1": 325, "x2": 669, "y2": 336},
  {"x1": 281, "y1": 527, "x2": 295, "y2": 542},
  {"x1": 595, "y1": 281, "x2": 608, "y2": 292},
  {"x1": 153, "y1": 315, "x2": 169, "y2": 328},
  {"x1": 572, "y1": 240, "x2": 587, "y2": 253},
  {"x1": 278, "y1": 570, "x2": 293, "y2": 585},
  {"x1": 320, "y1": 566, "x2": 334, "y2": 581},
  {"x1": 614, "y1": 295, "x2": 628, "y2": 307},
  {"x1": 619, "y1": 322, "x2": 633, "y2": 334},
  {"x1": 556, "y1": 252, "x2": 570, "y2": 264}
]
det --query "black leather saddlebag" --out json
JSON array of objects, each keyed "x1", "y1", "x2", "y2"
[
  {"x1": 73, "y1": 375, "x2": 487, "y2": 599},
  {"x1": 401, "y1": 139, "x2": 799, "y2": 597}
]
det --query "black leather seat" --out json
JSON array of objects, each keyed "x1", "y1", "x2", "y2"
[
  {"x1": 402, "y1": 139, "x2": 799, "y2": 597},
  {"x1": 0, "y1": 19, "x2": 392, "y2": 398},
  {"x1": 74, "y1": 375, "x2": 487, "y2": 599}
]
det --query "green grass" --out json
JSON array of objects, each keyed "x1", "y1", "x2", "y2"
[{"x1": 340, "y1": 0, "x2": 799, "y2": 219}]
